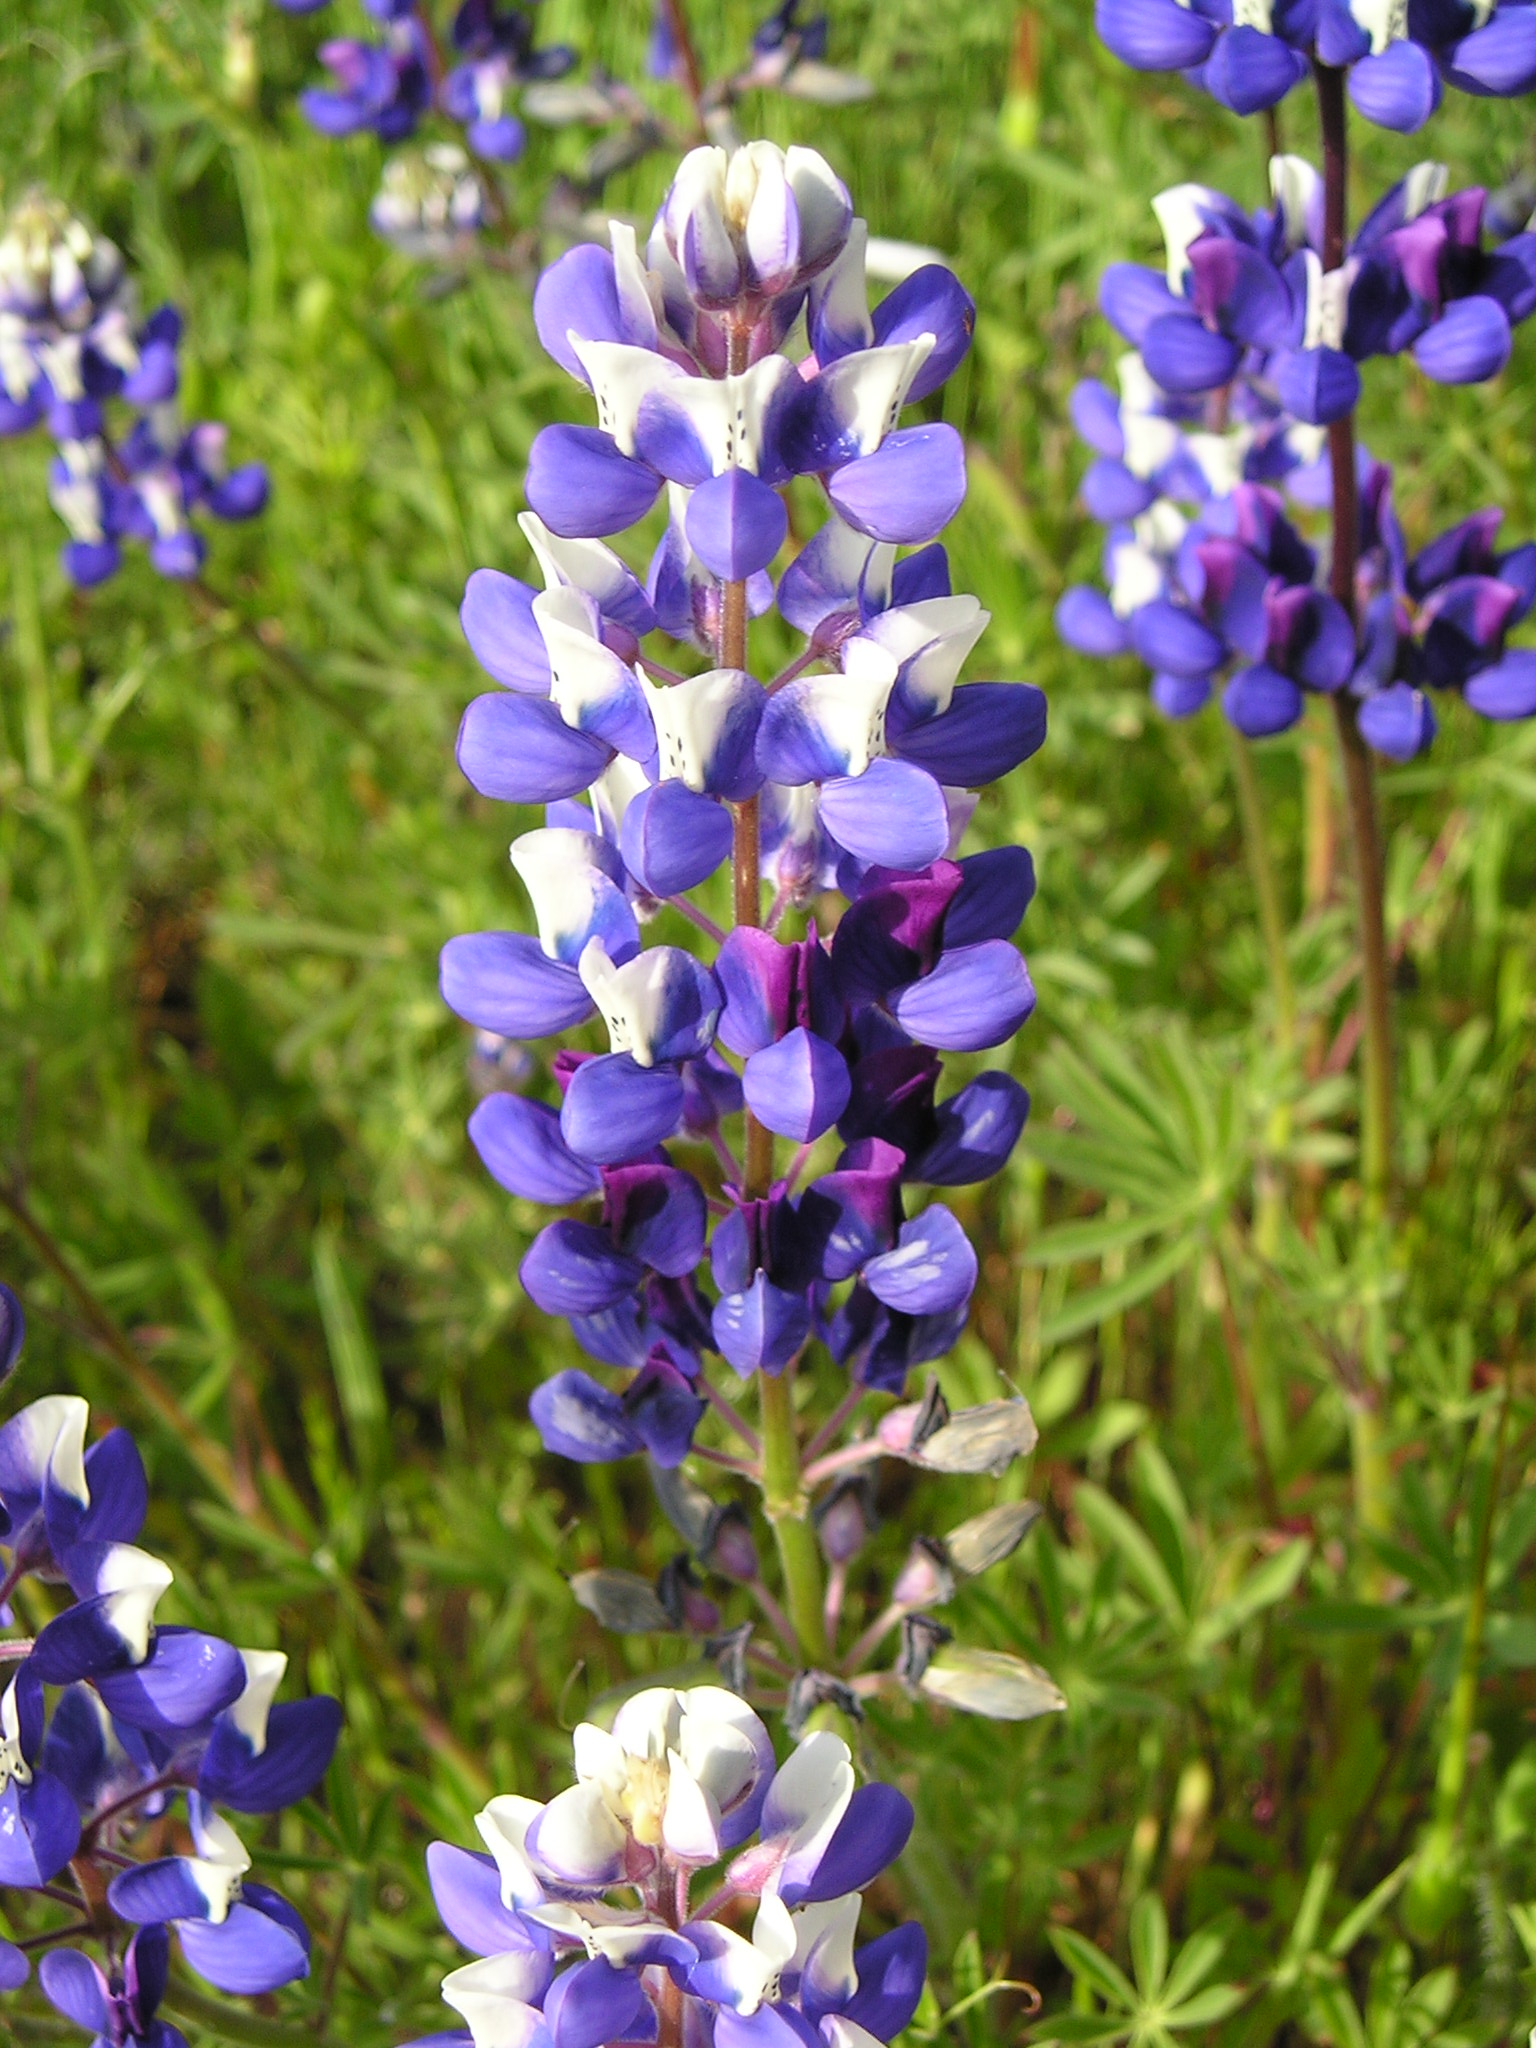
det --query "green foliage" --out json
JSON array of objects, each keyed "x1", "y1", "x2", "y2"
[{"x1": 2, "y1": 0, "x2": 1536, "y2": 2044}]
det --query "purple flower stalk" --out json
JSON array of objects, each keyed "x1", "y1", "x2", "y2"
[
  {"x1": 0, "y1": 1300, "x2": 341, "y2": 2014},
  {"x1": 405, "y1": 1685, "x2": 930, "y2": 2048},
  {"x1": 0, "y1": 191, "x2": 268, "y2": 588},
  {"x1": 440, "y1": 137, "x2": 1060, "y2": 1720}
]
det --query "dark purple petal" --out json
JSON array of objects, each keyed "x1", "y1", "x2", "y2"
[
  {"x1": 871, "y1": 266, "x2": 976, "y2": 400},
  {"x1": 943, "y1": 847, "x2": 1036, "y2": 946},
  {"x1": 685, "y1": 470, "x2": 789, "y2": 580},
  {"x1": 526, "y1": 425, "x2": 662, "y2": 539},
  {"x1": 45, "y1": 1428, "x2": 148, "y2": 1552},
  {"x1": 177, "y1": 1892, "x2": 310, "y2": 1996},
  {"x1": 1130, "y1": 598, "x2": 1224, "y2": 679},
  {"x1": 909, "y1": 1072, "x2": 1030, "y2": 1185},
  {"x1": 605, "y1": 1163, "x2": 708, "y2": 1276},
  {"x1": 1139, "y1": 312, "x2": 1244, "y2": 395},
  {"x1": 1222, "y1": 664, "x2": 1304, "y2": 738},
  {"x1": 843, "y1": 1925, "x2": 929, "y2": 2040},
  {"x1": 862, "y1": 1206, "x2": 977, "y2": 1315},
  {"x1": 781, "y1": 1783, "x2": 914, "y2": 1904},
  {"x1": 95, "y1": 1628, "x2": 245, "y2": 1735},
  {"x1": 461, "y1": 570, "x2": 550, "y2": 693},
  {"x1": 621, "y1": 781, "x2": 733, "y2": 896},
  {"x1": 819, "y1": 760, "x2": 951, "y2": 870},
  {"x1": 470, "y1": 1093, "x2": 602, "y2": 1204},
  {"x1": 529, "y1": 1370, "x2": 640, "y2": 1461},
  {"x1": 208, "y1": 463, "x2": 269, "y2": 521},
  {"x1": 521, "y1": 1222, "x2": 645, "y2": 1316},
  {"x1": 892, "y1": 681, "x2": 1048, "y2": 785},
  {"x1": 828, "y1": 426, "x2": 967, "y2": 544},
  {"x1": 1464, "y1": 647, "x2": 1536, "y2": 720},
  {"x1": 1056, "y1": 586, "x2": 1132, "y2": 657},
  {"x1": 892, "y1": 544, "x2": 952, "y2": 605},
  {"x1": 802, "y1": 1137, "x2": 905, "y2": 1279},
  {"x1": 742, "y1": 1028, "x2": 851, "y2": 1142},
  {"x1": 711, "y1": 1274, "x2": 812, "y2": 1377},
  {"x1": 1186, "y1": 235, "x2": 1291, "y2": 348},
  {"x1": 623, "y1": 1355, "x2": 706, "y2": 1467},
  {"x1": 1095, "y1": 0, "x2": 1217, "y2": 69},
  {"x1": 560, "y1": 1055, "x2": 686, "y2": 1165},
  {"x1": 197, "y1": 1697, "x2": 344, "y2": 1814},
  {"x1": 441, "y1": 933, "x2": 594, "y2": 1037},
  {"x1": 891, "y1": 941, "x2": 1035, "y2": 1052},
  {"x1": 1413, "y1": 297, "x2": 1513, "y2": 385},
  {"x1": 458, "y1": 692, "x2": 615, "y2": 805}
]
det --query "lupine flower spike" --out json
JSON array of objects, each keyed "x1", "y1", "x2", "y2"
[
  {"x1": 441, "y1": 136, "x2": 1063, "y2": 1728},
  {"x1": 0, "y1": 1291, "x2": 341, "y2": 2015},
  {"x1": 0, "y1": 191, "x2": 267, "y2": 588}
]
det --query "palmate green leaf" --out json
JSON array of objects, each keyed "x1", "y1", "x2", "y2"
[
  {"x1": 1048, "y1": 1928, "x2": 1139, "y2": 2012},
  {"x1": 1161, "y1": 1984, "x2": 1246, "y2": 2029},
  {"x1": 1190, "y1": 1537, "x2": 1311, "y2": 1653},
  {"x1": 1160, "y1": 1928, "x2": 1228, "y2": 2008},
  {"x1": 1038, "y1": 1233, "x2": 1203, "y2": 1347},
  {"x1": 1026, "y1": 1197, "x2": 1205, "y2": 1266},
  {"x1": 1021, "y1": 1126, "x2": 1192, "y2": 1207},
  {"x1": 1072, "y1": 1482, "x2": 1188, "y2": 1630},
  {"x1": 1129, "y1": 1894, "x2": 1168, "y2": 1997}
]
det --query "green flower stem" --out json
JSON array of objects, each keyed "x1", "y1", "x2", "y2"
[{"x1": 760, "y1": 1369, "x2": 833, "y2": 1666}]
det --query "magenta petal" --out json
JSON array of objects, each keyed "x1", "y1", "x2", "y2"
[
  {"x1": 684, "y1": 469, "x2": 789, "y2": 580},
  {"x1": 441, "y1": 933, "x2": 593, "y2": 1037},
  {"x1": 620, "y1": 781, "x2": 733, "y2": 895},
  {"x1": 891, "y1": 941, "x2": 1035, "y2": 1052},
  {"x1": 469, "y1": 1093, "x2": 602, "y2": 1203},
  {"x1": 461, "y1": 570, "x2": 550, "y2": 692},
  {"x1": 743, "y1": 1027, "x2": 851, "y2": 1142},
  {"x1": 820, "y1": 759, "x2": 951, "y2": 870},
  {"x1": 828, "y1": 425, "x2": 967, "y2": 544},
  {"x1": 458, "y1": 692, "x2": 615, "y2": 804}
]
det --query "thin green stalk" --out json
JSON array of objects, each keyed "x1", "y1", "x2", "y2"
[
  {"x1": 1406, "y1": 1361, "x2": 1514, "y2": 1933},
  {"x1": 759, "y1": 1370, "x2": 832, "y2": 1666}
]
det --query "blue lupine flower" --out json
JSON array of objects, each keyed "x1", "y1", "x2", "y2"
[
  {"x1": 0, "y1": 190, "x2": 267, "y2": 585},
  {"x1": 406, "y1": 1689, "x2": 922, "y2": 2048},
  {"x1": 1, "y1": 1326, "x2": 340, "y2": 2014},
  {"x1": 1097, "y1": 0, "x2": 1536, "y2": 132}
]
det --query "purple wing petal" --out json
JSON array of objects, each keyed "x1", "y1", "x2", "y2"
[
  {"x1": 457, "y1": 692, "x2": 615, "y2": 805},
  {"x1": 1464, "y1": 648, "x2": 1536, "y2": 720},
  {"x1": 198, "y1": 1696, "x2": 343, "y2": 1814},
  {"x1": 441, "y1": 933, "x2": 594, "y2": 1037},
  {"x1": 891, "y1": 941, "x2": 1035, "y2": 1052},
  {"x1": 684, "y1": 470, "x2": 789, "y2": 580},
  {"x1": 1094, "y1": 0, "x2": 1217, "y2": 69},
  {"x1": 827, "y1": 426, "x2": 967, "y2": 544},
  {"x1": 177, "y1": 1893, "x2": 310, "y2": 1996},
  {"x1": 96, "y1": 1628, "x2": 246, "y2": 1735},
  {"x1": 526, "y1": 426, "x2": 662, "y2": 539},
  {"x1": 560, "y1": 1055, "x2": 686, "y2": 1165},
  {"x1": 470, "y1": 1093, "x2": 602, "y2": 1205},
  {"x1": 1413, "y1": 296, "x2": 1512, "y2": 385},
  {"x1": 892, "y1": 681, "x2": 1048, "y2": 786},
  {"x1": 1222, "y1": 664, "x2": 1304, "y2": 738},
  {"x1": 521, "y1": 1221, "x2": 645, "y2": 1317},
  {"x1": 819, "y1": 760, "x2": 951, "y2": 870},
  {"x1": 742, "y1": 1028, "x2": 852, "y2": 1142},
  {"x1": 620, "y1": 782, "x2": 734, "y2": 896},
  {"x1": 427, "y1": 1843, "x2": 551, "y2": 1962},
  {"x1": 871, "y1": 266, "x2": 976, "y2": 400},
  {"x1": 909, "y1": 1072, "x2": 1030, "y2": 1185},
  {"x1": 861, "y1": 1206, "x2": 977, "y2": 1316},
  {"x1": 529, "y1": 1370, "x2": 640, "y2": 1461},
  {"x1": 462, "y1": 571, "x2": 551, "y2": 693},
  {"x1": 711, "y1": 1274, "x2": 812, "y2": 1378},
  {"x1": 38, "y1": 1950, "x2": 108, "y2": 2029}
]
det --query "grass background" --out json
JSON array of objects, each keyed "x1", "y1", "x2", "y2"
[{"x1": 2, "y1": 0, "x2": 1536, "y2": 2041}]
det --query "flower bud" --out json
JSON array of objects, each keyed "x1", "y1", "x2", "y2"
[
  {"x1": 570, "y1": 1568, "x2": 674, "y2": 1634},
  {"x1": 814, "y1": 1478, "x2": 875, "y2": 1565},
  {"x1": 913, "y1": 1398, "x2": 1038, "y2": 1476},
  {"x1": 916, "y1": 1645, "x2": 1065, "y2": 1722},
  {"x1": 785, "y1": 1669, "x2": 863, "y2": 1738},
  {"x1": 702, "y1": 1503, "x2": 760, "y2": 1583},
  {"x1": 945, "y1": 1500, "x2": 1041, "y2": 1577},
  {"x1": 891, "y1": 1537, "x2": 955, "y2": 1611}
]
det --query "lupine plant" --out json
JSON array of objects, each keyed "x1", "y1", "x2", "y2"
[
  {"x1": 0, "y1": 190, "x2": 268, "y2": 588},
  {"x1": 0, "y1": 1282, "x2": 342, "y2": 2033},
  {"x1": 267, "y1": 0, "x2": 869, "y2": 260},
  {"x1": 434, "y1": 133, "x2": 1062, "y2": 1740}
]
